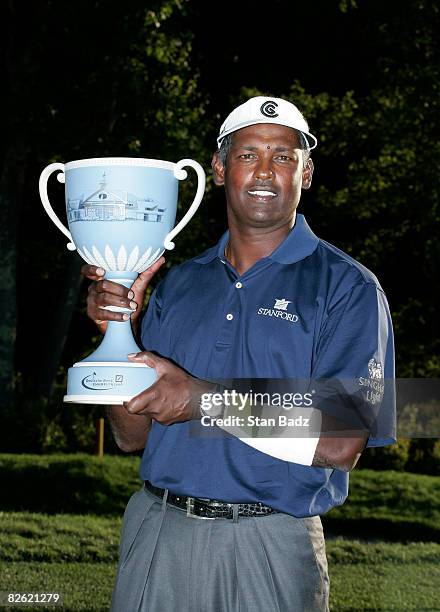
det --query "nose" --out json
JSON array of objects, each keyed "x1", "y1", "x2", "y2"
[{"x1": 254, "y1": 156, "x2": 274, "y2": 181}]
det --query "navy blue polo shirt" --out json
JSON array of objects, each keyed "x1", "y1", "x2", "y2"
[{"x1": 139, "y1": 214, "x2": 395, "y2": 517}]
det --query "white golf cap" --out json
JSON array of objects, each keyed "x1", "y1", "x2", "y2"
[{"x1": 217, "y1": 96, "x2": 317, "y2": 150}]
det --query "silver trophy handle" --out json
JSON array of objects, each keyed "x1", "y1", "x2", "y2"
[
  {"x1": 39, "y1": 162, "x2": 76, "y2": 251},
  {"x1": 164, "y1": 159, "x2": 206, "y2": 250}
]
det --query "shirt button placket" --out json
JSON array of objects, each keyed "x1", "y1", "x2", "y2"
[
  {"x1": 215, "y1": 283, "x2": 241, "y2": 349},
  {"x1": 211, "y1": 278, "x2": 244, "y2": 372},
  {"x1": 226, "y1": 280, "x2": 244, "y2": 320}
]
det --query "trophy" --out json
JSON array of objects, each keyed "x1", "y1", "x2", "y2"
[{"x1": 39, "y1": 157, "x2": 205, "y2": 404}]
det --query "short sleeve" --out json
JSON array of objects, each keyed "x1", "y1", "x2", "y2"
[{"x1": 311, "y1": 282, "x2": 396, "y2": 448}]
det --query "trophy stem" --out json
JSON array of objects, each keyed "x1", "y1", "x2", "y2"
[
  {"x1": 64, "y1": 271, "x2": 156, "y2": 404},
  {"x1": 64, "y1": 318, "x2": 156, "y2": 405},
  {"x1": 84, "y1": 319, "x2": 142, "y2": 363}
]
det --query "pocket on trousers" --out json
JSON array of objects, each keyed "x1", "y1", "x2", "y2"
[
  {"x1": 118, "y1": 487, "x2": 157, "y2": 567},
  {"x1": 299, "y1": 516, "x2": 330, "y2": 602}
]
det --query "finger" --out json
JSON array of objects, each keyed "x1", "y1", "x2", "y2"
[
  {"x1": 124, "y1": 384, "x2": 159, "y2": 415},
  {"x1": 81, "y1": 264, "x2": 106, "y2": 280},
  {"x1": 92, "y1": 309, "x2": 133, "y2": 323},
  {"x1": 93, "y1": 291, "x2": 137, "y2": 312},
  {"x1": 144, "y1": 255, "x2": 166, "y2": 276},
  {"x1": 87, "y1": 290, "x2": 136, "y2": 316},
  {"x1": 93, "y1": 279, "x2": 131, "y2": 298},
  {"x1": 127, "y1": 351, "x2": 160, "y2": 369},
  {"x1": 87, "y1": 298, "x2": 134, "y2": 323},
  {"x1": 134, "y1": 257, "x2": 166, "y2": 289}
]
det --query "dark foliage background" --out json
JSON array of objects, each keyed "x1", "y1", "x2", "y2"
[{"x1": 0, "y1": 0, "x2": 438, "y2": 462}]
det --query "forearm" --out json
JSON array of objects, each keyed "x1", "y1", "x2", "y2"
[
  {"x1": 215, "y1": 420, "x2": 366, "y2": 471},
  {"x1": 312, "y1": 434, "x2": 367, "y2": 471},
  {"x1": 106, "y1": 405, "x2": 151, "y2": 452},
  {"x1": 202, "y1": 398, "x2": 368, "y2": 471}
]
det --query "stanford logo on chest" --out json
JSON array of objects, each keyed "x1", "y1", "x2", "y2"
[{"x1": 257, "y1": 298, "x2": 299, "y2": 323}]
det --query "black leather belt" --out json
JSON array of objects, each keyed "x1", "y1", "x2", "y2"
[{"x1": 144, "y1": 480, "x2": 279, "y2": 520}]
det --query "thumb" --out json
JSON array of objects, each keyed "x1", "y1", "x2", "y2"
[
  {"x1": 136, "y1": 257, "x2": 166, "y2": 288},
  {"x1": 127, "y1": 351, "x2": 162, "y2": 370}
]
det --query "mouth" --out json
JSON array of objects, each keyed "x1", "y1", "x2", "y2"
[{"x1": 247, "y1": 189, "x2": 277, "y2": 201}]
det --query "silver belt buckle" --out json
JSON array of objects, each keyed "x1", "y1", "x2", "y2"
[{"x1": 186, "y1": 496, "x2": 215, "y2": 520}]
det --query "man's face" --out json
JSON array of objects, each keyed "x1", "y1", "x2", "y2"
[{"x1": 212, "y1": 123, "x2": 313, "y2": 231}]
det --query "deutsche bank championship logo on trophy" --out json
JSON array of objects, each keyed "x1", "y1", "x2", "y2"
[{"x1": 39, "y1": 157, "x2": 205, "y2": 405}]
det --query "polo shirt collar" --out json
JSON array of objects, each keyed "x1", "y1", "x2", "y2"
[{"x1": 194, "y1": 214, "x2": 319, "y2": 265}]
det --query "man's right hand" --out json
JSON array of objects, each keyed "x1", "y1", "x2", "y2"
[{"x1": 82, "y1": 257, "x2": 166, "y2": 334}]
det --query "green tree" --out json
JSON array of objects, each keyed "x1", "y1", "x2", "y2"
[
  {"x1": 1, "y1": 0, "x2": 212, "y2": 449},
  {"x1": 239, "y1": 0, "x2": 439, "y2": 378}
]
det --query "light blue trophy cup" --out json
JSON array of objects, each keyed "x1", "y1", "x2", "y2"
[{"x1": 39, "y1": 157, "x2": 205, "y2": 404}]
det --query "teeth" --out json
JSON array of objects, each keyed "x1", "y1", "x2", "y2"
[{"x1": 248, "y1": 190, "x2": 276, "y2": 197}]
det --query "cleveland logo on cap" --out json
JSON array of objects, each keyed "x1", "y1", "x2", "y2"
[
  {"x1": 216, "y1": 96, "x2": 318, "y2": 149},
  {"x1": 260, "y1": 100, "x2": 279, "y2": 118}
]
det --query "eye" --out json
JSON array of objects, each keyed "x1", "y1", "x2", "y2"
[
  {"x1": 238, "y1": 153, "x2": 257, "y2": 160},
  {"x1": 276, "y1": 153, "x2": 301, "y2": 164}
]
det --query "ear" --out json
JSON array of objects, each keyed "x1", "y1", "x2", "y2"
[
  {"x1": 301, "y1": 158, "x2": 314, "y2": 190},
  {"x1": 212, "y1": 152, "x2": 225, "y2": 186}
]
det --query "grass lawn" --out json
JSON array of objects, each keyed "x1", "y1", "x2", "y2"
[
  {"x1": 0, "y1": 459, "x2": 438, "y2": 609},
  {"x1": 0, "y1": 513, "x2": 439, "y2": 611},
  {"x1": 0, "y1": 562, "x2": 115, "y2": 611},
  {"x1": 328, "y1": 539, "x2": 440, "y2": 611},
  {"x1": 323, "y1": 470, "x2": 440, "y2": 542}
]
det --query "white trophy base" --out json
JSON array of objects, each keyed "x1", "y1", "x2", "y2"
[
  {"x1": 63, "y1": 394, "x2": 135, "y2": 405},
  {"x1": 64, "y1": 360, "x2": 157, "y2": 406}
]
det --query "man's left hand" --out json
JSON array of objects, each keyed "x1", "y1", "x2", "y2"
[{"x1": 124, "y1": 352, "x2": 211, "y2": 424}]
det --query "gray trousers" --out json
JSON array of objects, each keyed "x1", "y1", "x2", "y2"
[{"x1": 111, "y1": 486, "x2": 330, "y2": 612}]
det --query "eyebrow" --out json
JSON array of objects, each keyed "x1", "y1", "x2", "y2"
[{"x1": 273, "y1": 146, "x2": 299, "y2": 152}]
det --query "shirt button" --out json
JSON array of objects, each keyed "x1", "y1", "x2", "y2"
[
  {"x1": 235, "y1": 282, "x2": 243, "y2": 289},
  {"x1": 226, "y1": 313, "x2": 234, "y2": 321}
]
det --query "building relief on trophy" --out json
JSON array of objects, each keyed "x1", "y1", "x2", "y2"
[{"x1": 67, "y1": 173, "x2": 166, "y2": 223}]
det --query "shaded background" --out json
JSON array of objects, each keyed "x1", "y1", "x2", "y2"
[{"x1": 0, "y1": 0, "x2": 439, "y2": 464}]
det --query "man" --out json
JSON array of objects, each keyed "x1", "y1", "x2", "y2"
[{"x1": 83, "y1": 96, "x2": 396, "y2": 611}]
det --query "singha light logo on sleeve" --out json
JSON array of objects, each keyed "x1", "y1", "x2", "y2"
[
  {"x1": 368, "y1": 358, "x2": 383, "y2": 380},
  {"x1": 257, "y1": 298, "x2": 298, "y2": 323},
  {"x1": 359, "y1": 358, "x2": 384, "y2": 404}
]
